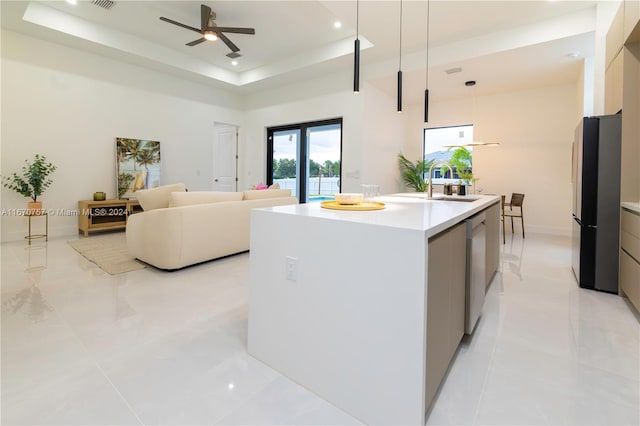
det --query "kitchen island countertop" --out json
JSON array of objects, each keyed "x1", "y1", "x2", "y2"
[
  {"x1": 257, "y1": 192, "x2": 500, "y2": 237},
  {"x1": 247, "y1": 192, "x2": 501, "y2": 425}
]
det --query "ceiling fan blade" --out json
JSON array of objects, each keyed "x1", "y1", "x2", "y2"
[
  {"x1": 213, "y1": 27, "x2": 255, "y2": 35},
  {"x1": 186, "y1": 38, "x2": 207, "y2": 46},
  {"x1": 160, "y1": 17, "x2": 201, "y2": 34},
  {"x1": 217, "y1": 32, "x2": 240, "y2": 52},
  {"x1": 201, "y1": 4, "x2": 212, "y2": 31}
]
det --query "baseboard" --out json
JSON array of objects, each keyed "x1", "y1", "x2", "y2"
[
  {"x1": 521, "y1": 225, "x2": 571, "y2": 237},
  {"x1": 2, "y1": 225, "x2": 80, "y2": 243}
]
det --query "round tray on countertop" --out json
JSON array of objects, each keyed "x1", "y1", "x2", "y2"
[{"x1": 320, "y1": 201, "x2": 386, "y2": 211}]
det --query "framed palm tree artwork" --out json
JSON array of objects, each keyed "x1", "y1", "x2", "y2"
[{"x1": 116, "y1": 137, "x2": 161, "y2": 199}]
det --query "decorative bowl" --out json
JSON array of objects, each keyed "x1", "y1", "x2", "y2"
[
  {"x1": 335, "y1": 193, "x2": 364, "y2": 205},
  {"x1": 93, "y1": 192, "x2": 106, "y2": 201}
]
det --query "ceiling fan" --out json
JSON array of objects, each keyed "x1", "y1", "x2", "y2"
[{"x1": 160, "y1": 4, "x2": 255, "y2": 56}]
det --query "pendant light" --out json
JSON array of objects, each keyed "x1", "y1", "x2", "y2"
[
  {"x1": 424, "y1": 0, "x2": 430, "y2": 123},
  {"x1": 442, "y1": 81, "x2": 500, "y2": 148},
  {"x1": 354, "y1": 0, "x2": 360, "y2": 93},
  {"x1": 397, "y1": 0, "x2": 403, "y2": 112}
]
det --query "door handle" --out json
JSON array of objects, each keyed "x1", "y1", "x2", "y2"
[{"x1": 214, "y1": 179, "x2": 219, "y2": 182}]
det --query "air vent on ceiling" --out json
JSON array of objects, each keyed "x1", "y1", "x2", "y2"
[
  {"x1": 91, "y1": 0, "x2": 115, "y2": 10},
  {"x1": 226, "y1": 52, "x2": 242, "y2": 59}
]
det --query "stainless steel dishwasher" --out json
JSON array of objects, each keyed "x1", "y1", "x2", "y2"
[{"x1": 465, "y1": 212, "x2": 486, "y2": 334}]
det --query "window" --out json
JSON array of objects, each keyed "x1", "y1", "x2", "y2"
[{"x1": 424, "y1": 125, "x2": 474, "y2": 184}]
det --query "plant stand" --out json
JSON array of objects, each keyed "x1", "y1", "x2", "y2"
[{"x1": 25, "y1": 212, "x2": 48, "y2": 244}]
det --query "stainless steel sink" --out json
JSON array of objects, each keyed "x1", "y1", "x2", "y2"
[{"x1": 431, "y1": 196, "x2": 478, "y2": 202}]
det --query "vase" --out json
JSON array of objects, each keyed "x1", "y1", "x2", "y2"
[
  {"x1": 93, "y1": 192, "x2": 106, "y2": 201},
  {"x1": 27, "y1": 201, "x2": 43, "y2": 216}
]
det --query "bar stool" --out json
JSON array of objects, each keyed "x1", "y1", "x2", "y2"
[{"x1": 502, "y1": 193, "x2": 525, "y2": 243}]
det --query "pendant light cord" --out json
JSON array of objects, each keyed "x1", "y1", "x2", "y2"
[
  {"x1": 423, "y1": 0, "x2": 431, "y2": 122},
  {"x1": 399, "y1": 0, "x2": 403, "y2": 70},
  {"x1": 354, "y1": 0, "x2": 361, "y2": 93},
  {"x1": 425, "y1": 0, "x2": 430, "y2": 88}
]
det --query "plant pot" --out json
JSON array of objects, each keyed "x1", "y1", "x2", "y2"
[{"x1": 27, "y1": 201, "x2": 43, "y2": 216}]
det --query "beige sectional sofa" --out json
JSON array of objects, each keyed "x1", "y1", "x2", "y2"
[{"x1": 126, "y1": 184, "x2": 296, "y2": 270}]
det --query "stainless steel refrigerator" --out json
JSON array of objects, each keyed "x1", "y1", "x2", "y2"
[{"x1": 571, "y1": 114, "x2": 621, "y2": 293}]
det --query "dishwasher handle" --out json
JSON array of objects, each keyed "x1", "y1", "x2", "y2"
[{"x1": 467, "y1": 212, "x2": 486, "y2": 236}]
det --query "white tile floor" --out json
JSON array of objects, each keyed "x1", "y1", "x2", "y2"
[{"x1": 2, "y1": 232, "x2": 639, "y2": 425}]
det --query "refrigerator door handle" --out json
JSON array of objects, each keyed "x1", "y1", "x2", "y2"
[{"x1": 573, "y1": 215, "x2": 596, "y2": 229}]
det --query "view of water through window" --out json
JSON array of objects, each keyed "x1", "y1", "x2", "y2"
[{"x1": 268, "y1": 119, "x2": 342, "y2": 202}]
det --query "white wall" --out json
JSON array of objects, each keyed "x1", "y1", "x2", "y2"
[
  {"x1": 361, "y1": 85, "x2": 407, "y2": 194},
  {"x1": 244, "y1": 81, "x2": 405, "y2": 196},
  {"x1": 1, "y1": 30, "x2": 244, "y2": 241},
  {"x1": 1, "y1": 26, "x2": 585, "y2": 240},
  {"x1": 404, "y1": 83, "x2": 578, "y2": 236},
  {"x1": 577, "y1": 58, "x2": 588, "y2": 121}
]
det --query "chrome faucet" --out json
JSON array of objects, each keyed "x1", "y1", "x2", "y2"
[{"x1": 428, "y1": 161, "x2": 454, "y2": 199}]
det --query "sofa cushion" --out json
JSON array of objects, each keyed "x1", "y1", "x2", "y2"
[
  {"x1": 169, "y1": 191, "x2": 243, "y2": 207},
  {"x1": 135, "y1": 183, "x2": 187, "y2": 211},
  {"x1": 243, "y1": 189, "x2": 291, "y2": 200}
]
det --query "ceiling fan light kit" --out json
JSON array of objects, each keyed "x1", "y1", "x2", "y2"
[
  {"x1": 203, "y1": 31, "x2": 217, "y2": 41},
  {"x1": 160, "y1": 4, "x2": 255, "y2": 55}
]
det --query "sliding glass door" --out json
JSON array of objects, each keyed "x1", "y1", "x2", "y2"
[
  {"x1": 267, "y1": 118, "x2": 342, "y2": 203},
  {"x1": 268, "y1": 128, "x2": 301, "y2": 198}
]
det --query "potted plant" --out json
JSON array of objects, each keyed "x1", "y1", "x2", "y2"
[
  {"x1": 398, "y1": 153, "x2": 434, "y2": 192},
  {"x1": 2, "y1": 154, "x2": 57, "y2": 214}
]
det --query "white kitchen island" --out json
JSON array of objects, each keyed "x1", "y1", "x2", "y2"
[{"x1": 248, "y1": 193, "x2": 500, "y2": 425}]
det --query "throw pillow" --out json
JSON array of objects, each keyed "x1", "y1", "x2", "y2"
[
  {"x1": 243, "y1": 189, "x2": 292, "y2": 200},
  {"x1": 135, "y1": 183, "x2": 187, "y2": 211},
  {"x1": 168, "y1": 191, "x2": 243, "y2": 207}
]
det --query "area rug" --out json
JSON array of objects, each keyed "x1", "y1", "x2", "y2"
[{"x1": 68, "y1": 233, "x2": 146, "y2": 275}]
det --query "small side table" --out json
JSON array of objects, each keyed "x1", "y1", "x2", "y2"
[{"x1": 25, "y1": 212, "x2": 48, "y2": 244}]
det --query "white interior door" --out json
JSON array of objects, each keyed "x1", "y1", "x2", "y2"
[{"x1": 212, "y1": 124, "x2": 238, "y2": 191}]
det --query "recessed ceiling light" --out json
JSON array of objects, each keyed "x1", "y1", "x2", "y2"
[
  {"x1": 334, "y1": 21, "x2": 342, "y2": 29},
  {"x1": 231, "y1": 60, "x2": 238, "y2": 66},
  {"x1": 66, "y1": 0, "x2": 77, "y2": 4}
]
